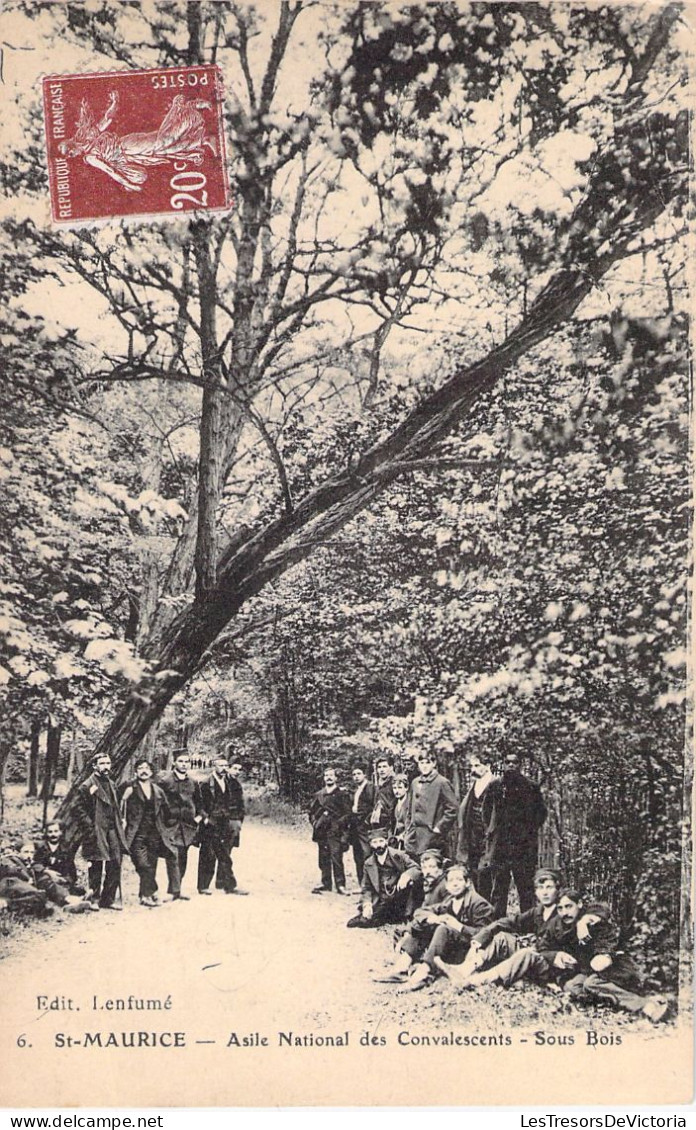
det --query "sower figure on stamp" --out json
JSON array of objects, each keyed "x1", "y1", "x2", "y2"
[
  {"x1": 74, "y1": 752, "x2": 128, "y2": 910},
  {"x1": 58, "y1": 91, "x2": 218, "y2": 193},
  {"x1": 197, "y1": 752, "x2": 247, "y2": 896},
  {"x1": 403, "y1": 753, "x2": 458, "y2": 857},
  {"x1": 121, "y1": 759, "x2": 178, "y2": 908},
  {"x1": 456, "y1": 753, "x2": 498, "y2": 902},
  {"x1": 487, "y1": 752, "x2": 547, "y2": 917},
  {"x1": 157, "y1": 749, "x2": 203, "y2": 900},
  {"x1": 349, "y1": 763, "x2": 376, "y2": 884},
  {"x1": 309, "y1": 766, "x2": 351, "y2": 895}
]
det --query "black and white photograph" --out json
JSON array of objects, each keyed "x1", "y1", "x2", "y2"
[{"x1": 0, "y1": 0, "x2": 692, "y2": 1109}]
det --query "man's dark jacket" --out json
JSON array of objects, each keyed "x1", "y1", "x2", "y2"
[
  {"x1": 120, "y1": 780, "x2": 178, "y2": 855},
  {"x1": 34, "y1": 840, "x2": 78, "y2": 888},
  {"x1": 474, "y1": 903, "x2": 560, "y2": 950},
  {"x1": 456, "y1": 779, "x2": 497, "y2": 865},
  {"x1": 415, "y1": 889, "x2": 496, "y2": 936},
  {"x1": 360, "y1": 847, "x2": 420, "y2": 909},
  {"x1": 370, "y1": 778, "x2": 396, "y2": 829},
  {"x1": 199, "y1": 774, "x2": 245, "y2": 846},
  {"x1": 309, "y1": 787, "x2": 351, "y2": 844},
  {"x1": 352, "y1": 780, "x2": 376, "y2": 831},
  {"x1": 157, "y1": 770, "x2": 202, "y2": 848},
  {"x1": 486, "y1": 770, "x2": 547, "y2": 864},
  {"x1": 74, "y1": 772, "x2": 128, "y2": 862}
]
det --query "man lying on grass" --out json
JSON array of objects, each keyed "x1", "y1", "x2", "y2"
[{"x1": 437, "y1": 886, "x2": 670, "y2": 1023}]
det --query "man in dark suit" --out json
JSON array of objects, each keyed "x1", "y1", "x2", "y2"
[
  {"x1": 443, "y1": 888, "x2": 669, "y2": 1021},
  {"x1": 370, "y1": 755, "x2": 397, "y2": 831},
  {"x1": 74, "y1": 752, "x2": 128, "y2": 909},
  {"x1": 157, "y1": 750, "x2": 203, "y2": 899},
  {"x1": 436, "y1": 867, "x2": 563, "y2": 983},
  {"x1": 398, "y1": 862, "x2": 496, "y2": 990},
  {"x1": 487, "y1": 752, "x2": 547, "y2": 917},
  {"x1": 456, "y1": 753, "x2": 497, "y2": 901},
  {"x1": 403, "y1": 753, "x2": 458, "y2": 857},
  {"x1": 309, "y1": 766, "x2": 351, "y2": 894},
  {"x1": 349, "y1": 763, "x2": 375, "y2": 884},
  {"x1": 197, "y1": 753, "x2": 247, "y2": 895},
  {"x1": 347, "y1": 827, "x2": 421, "y2": 927},
  {"x1": 121, "y1": 759, "x2": 178, "y2": 907},
  {"x1": 34, "y1": 820, "x2": 83, "y2": 894}
]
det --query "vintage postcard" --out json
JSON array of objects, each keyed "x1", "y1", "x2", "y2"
[{"x1": 0, "y1": 0, "x2": 692, "y2": 1110}]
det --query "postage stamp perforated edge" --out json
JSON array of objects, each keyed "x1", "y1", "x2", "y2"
[{"x1": 41, "y1": 63, "x2": 233, "y2": 228}]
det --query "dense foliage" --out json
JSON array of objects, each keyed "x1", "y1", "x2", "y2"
[{"x1": 0, "y1": 1, "x2": 689, "y2": 982}]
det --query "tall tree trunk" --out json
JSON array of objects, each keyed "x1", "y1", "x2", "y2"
[
  {"x1": 42, "y1": 722, "x2": 61, "y2": 826},
  {"x1": 192, "y1": 220, "x2": 223, "y2": 600},
  {"x1": 27, "y1": 720, "x2": 40, "y2": 797}
]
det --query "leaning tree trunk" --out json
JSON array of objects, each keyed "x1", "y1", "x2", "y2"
[{"x1": 57, "y1": 90, "x2": 686, "y2": 833}]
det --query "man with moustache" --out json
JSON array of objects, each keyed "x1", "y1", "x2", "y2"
[
  {"x1": 34, "y1": 820, "x2": 83, "y2": 895},
  {"x1": 121, "y1": 758, "x2": 177, "y2": 907},
  {"x1": 346, "y1": 827, "x2": 421, "y2": 928},
  {"x1": 349, "y1": 763, "x2": 376, "y2": 884},
  {"x1": 198, "y1": 752, "x2": 247, "y2": 896},
  {"x1": 456, "y1": 752, "x2": 498, "y2": 900},
  {"x1": 74, "y1": 752, "x2": 128, "y2": 910},
  {"x1": 157, "y1": 749, "x2": 203, "y2": 900},
  {"x1": 309, "y1": 766, "x2": 351, "y2": 894}
]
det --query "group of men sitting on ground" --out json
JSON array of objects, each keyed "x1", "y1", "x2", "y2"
[
  {"x1": 0, "y1": 748, "x2": 247, "y2": 915},
  {"x1": 309, "y1": 752, "x2": 670, "y2": 1023},
  {"x1": 0, "y1": 822, "x2": 92, "y2": 917}
]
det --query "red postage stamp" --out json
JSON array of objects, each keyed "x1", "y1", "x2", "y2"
[{"x1": 42, "y1": 66, "x2": 231, "y2": 225}]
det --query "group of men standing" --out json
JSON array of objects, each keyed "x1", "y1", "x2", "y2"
[
  {"x1": 309, "y1": 750, "x2": 547, "y2": 919},
  {"x1": 71, "y1": 749, "x2": 247, "y2": 908},
  {"x1": 308, "y1": 753, "x2": 669, "y2": 1021}
]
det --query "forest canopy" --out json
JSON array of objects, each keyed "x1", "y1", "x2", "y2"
[{"x1": 0, "y1": 1, "x2": 690, "y2": 980}]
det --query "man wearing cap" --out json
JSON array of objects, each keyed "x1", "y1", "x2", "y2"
[
  {"x1": 309, "y1": 766, "x2": 351, "y2": 894},
  {"x1": 157, "y1": 750, "x2": 203, "y2": 899},
  {"x1": 346, "y1": 828, "x2": 421, "y2": 927},
  {"x1": 197, "y1": 752, "x2": 247, "y2": 896},
  {"x1": 436, "y1": 867, "x2": 563, "y2": 982},
  {"x1": 403, "y1": 753, "x2": 458, "y2": 857},
  {"x1": 486, "y1": 752, "x2": 547, "y2": 917}
]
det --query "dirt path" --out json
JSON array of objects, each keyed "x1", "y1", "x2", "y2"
[{"x1": 0, "y1": 817, "x2": 682, "y2": 1107}]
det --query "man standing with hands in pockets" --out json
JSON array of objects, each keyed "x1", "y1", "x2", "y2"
[{"x1": 197, "y1": 751, "x2": 248, "y2": 896}]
